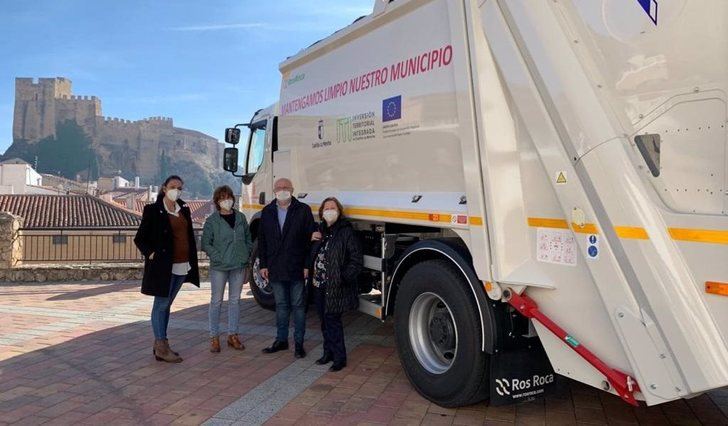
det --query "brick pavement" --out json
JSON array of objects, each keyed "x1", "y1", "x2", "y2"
[{"x1": 0, "y1": 281, "x2": 726, "y2": 425}]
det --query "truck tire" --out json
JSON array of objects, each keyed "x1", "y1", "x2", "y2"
[
  {"x1": 247, "y1": 241, "x2": 275, "y2": 310},
  {"x1": 394, "y1": 259, "x2": 489, "y2": 407}
]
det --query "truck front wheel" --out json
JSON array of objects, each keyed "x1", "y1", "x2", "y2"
[
  {"x1": 394, "y1": 259, "x2": 489, "y2": 407},
  {"x1": 247, "y1": 241, "x2": 275, "y2": 310}
]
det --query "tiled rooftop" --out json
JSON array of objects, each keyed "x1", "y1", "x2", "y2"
[
  {"x1": 0, "y1": 194, "x2": 142, "y2": 229},
  {"x1": 113, "y1": 198, "x2": 214, "y2": 225},
  {"x1": 187, "y1": 200, "x2": 215, "y2": 223}
]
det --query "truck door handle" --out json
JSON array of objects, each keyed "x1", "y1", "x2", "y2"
[{"x1": 259, "y1": 192, "x2": 266, "y2": 205}]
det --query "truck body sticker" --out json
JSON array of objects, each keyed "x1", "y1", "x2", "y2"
[
  {"x1": 537, "y1": 228, "x2": 577, "y2": 266},
  {"x1": 637, "y1": 0, "x2": 658, "y2": 25}
]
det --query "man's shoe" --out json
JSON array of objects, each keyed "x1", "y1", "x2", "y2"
[
  {"x1": 262, "y1": 340, "x2": 288, "y2": 354},
  {"x1": 294, "y1": 343, "x2": 306, "y2": 359},
  {"x1": 315, "y1": 353, "x2": 332, "y2": 365},
  {"x1": 329, "y1": 361, "x2": 346, "y2": 372}
]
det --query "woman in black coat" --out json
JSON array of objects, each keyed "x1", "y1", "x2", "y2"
[
  {"x1": 309, "y1": 197, "x2": 363, "y2": 371},
  {"x1": 134, "y1": 175, "x2": 200, "y2": 363}
]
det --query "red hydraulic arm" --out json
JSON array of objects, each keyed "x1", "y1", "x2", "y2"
[{"x1": 505, "y1": 289, "x2": 640, "y2": 406}]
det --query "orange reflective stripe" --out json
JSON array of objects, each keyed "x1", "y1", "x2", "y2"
[
  {"x1": 705, "y1": 282, "x2": 728, "y2": 296},
  {"x1": 243, "y1": 203, "x2": 484, "y2": 226},
  {"x1": 527, "y1": 217, "x2": 569, "y2": 229},
  {"x1": 345, "y1": 207, "x2": 447, "y2": 222},
  {"x1": 571, "y1": 223, "x2": 599, "y2": 234},
  {"x1": 525, "y1": 217, "x2": 728, "y2": 245},
  {"x1": 615, "y1": 226, "x2": 649, "y2": 240},
  {"x1": 669, "y1": 228, "x2": 728, "y2": 245},
  {"x1": 528, "y1": 218, "x2": 653, "y2": 239}
]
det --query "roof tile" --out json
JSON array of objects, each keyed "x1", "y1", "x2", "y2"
[{"x1": 0, "y1": 194, "x2": 142, "y2": 229}]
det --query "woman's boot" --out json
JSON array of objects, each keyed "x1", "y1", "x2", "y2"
[
  {"x1": 153, "y1": 340, "x2": 179, "y2": 356},
  {"x1": 163, "y1": 339, "x2": 179, "y2": 356},
  {"x1": 154, "y1": 339, "x2": 183, "y2": 363},
  {"x1": 210, "y1": 336, "x2": 221, "y2": 353},
  {"x1": 227, "y1": 334, "x2": 245, "y2": 350}
]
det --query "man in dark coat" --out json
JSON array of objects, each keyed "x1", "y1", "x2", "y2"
[{"x1": 258, "y1": 177, "x2": 315, "y2": 358}]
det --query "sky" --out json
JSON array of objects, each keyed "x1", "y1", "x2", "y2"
[{"x1": 0, "y1": 0, "x2": 372, "y2": 153}]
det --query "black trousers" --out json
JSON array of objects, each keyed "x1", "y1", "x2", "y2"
[{"x1": 314, "y1": 286, "x2": 346, "y2": 364}]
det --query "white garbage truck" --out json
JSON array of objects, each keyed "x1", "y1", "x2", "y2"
[{"x1": 222, "y1": 0, "x2": 728, "y2": 408}]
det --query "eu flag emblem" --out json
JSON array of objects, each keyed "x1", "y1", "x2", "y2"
[{"x1": 382, "y1": 95, "x2": 402, "y2": 122}]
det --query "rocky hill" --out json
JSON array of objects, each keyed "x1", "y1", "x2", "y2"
[{"x1": 3, "y1": 77, "x2": 237, "y2": 197}]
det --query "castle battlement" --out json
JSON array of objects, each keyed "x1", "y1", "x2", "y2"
[
  {"x1": 136, "y1": 116, "x2": 174, "y2": 127},
  {"x1": 102, "y1": 117, "x2": 134, "y2": 125},
  {"x1": 67, "y1": 95, "x2": 98, "y2": 101},
  {"x1": 15, "y1": 77, "x2": 72, "y2": 101},
  {"x1": 139, "y1": 116, "x2": 173, "y2": 122},
  {"x1": 15, "y1": 77, "x2": 34, "y2": 86},
  {"x1": 16, "y1": 77, "x2": 71, "y2": 87}
]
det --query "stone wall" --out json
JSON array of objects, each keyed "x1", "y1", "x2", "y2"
[
  {"x1": 0, "y1": 212, "x2": 23, "y2": 268},
  {"x1": 0, "y1": 210, "x2": 212, "y2": 283},
  {"x1": 0, "y1": 262, "x2": 210, "y2": 283}
]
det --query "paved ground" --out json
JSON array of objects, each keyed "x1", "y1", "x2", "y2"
[{"x1": 0, "y1": 281, "x2": 726, "y2": 426}]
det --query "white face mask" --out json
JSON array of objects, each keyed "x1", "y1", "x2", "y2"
[
  {"x1": 275, "y1": 190, "x2": 292, "y2": 202},
  {"x1": 218, "y1": 199, "x2": 234, "y2": 211},
  {"x1": 322, "y1": 209, "x2": 339, "y2": 224},
  {"x1": 165, "y1": 188, "x2": 180, "y2": 202}
]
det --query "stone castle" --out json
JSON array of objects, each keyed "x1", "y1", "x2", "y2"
[{"x1": 11, "y1": 77, "x2": 223, "y2": 187}]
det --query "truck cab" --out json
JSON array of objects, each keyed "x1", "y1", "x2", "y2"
[{"x1": 223, "y1": 104, "x2": 280, "y2": 307}]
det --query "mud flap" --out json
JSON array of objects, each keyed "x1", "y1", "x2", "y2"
[{"x1": 489, "y1": 340, "x2": 556, "y2": 405}]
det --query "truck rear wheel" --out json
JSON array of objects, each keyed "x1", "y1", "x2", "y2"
[
  {"x1": 394, "y1": 259, "x2": 489, "y2": 407},
  {"x1": 247, "y1": 241, "x2": 275, "y2": 310}
]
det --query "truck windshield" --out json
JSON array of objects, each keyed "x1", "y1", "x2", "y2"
[{"x1": 246, "y1": 123, "x2": 266, "y2": 174}]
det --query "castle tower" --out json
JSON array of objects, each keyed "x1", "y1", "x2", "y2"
[{"x1": 13, "y1": 77, "x2": 72, "y2": 142}]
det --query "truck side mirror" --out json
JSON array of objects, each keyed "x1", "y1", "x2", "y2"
[
  {"x1": 223, "y1": 147, "x2": 239, "y2": 173},
  {"x1": 225, "y1": 128, "x2": 241, "y2": 145}
]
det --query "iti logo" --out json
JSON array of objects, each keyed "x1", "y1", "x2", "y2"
[
  {"x1": 636, "y1": 0, "x2": 658, "y2": 25},
  {"x1": 317, "y1": 120, "x2": 324, "y2": 140},
  {"x1": 336, "y1": 118, "x2": 352, "y2": 143},
  {"x1": 382, "y1": 95, "x2": 402, "y2": 122},
  {"x1": 495, "y1": 378, "x2": 511, "y2": 397}
]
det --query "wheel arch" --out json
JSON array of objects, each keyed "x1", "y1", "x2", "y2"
[
  {"x1": 385, "y1": 238, "x2": 497, "y2": 353},
  {"x1": 244, "y1": 211, "x2": 275, "y2": 311},
  {"x1": 248, "y1": 212, "x2": 262, "y2": 241}
]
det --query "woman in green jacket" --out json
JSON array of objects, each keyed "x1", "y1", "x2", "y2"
[{"x1": 202, "y1": 185, "x2": 253, "y2": 353}]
